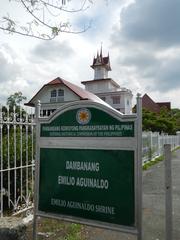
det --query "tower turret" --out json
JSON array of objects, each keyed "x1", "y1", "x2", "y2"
[{"x1": 91, "y1": 48, "x2": 111, "y2": 80}]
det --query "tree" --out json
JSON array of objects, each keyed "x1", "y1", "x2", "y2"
[
  {"x1": 171, "y1": 108, "x2": 180, "y2": 132},
  {"x1": 142, "y1": 108, "x2": 179, "y2": 135},
  {"x1": 6, "y1": 91, "x2": 27, "y2": 112},
  {"x1": 0, "y1": 0, "x2": 92, "y2": 40}
]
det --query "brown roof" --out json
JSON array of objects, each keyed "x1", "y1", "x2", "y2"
[
  {"x1": 156, "y1": 102, "x2": 171, "y2": 110},
  {"x1": 140, "y1": 94, "x2": 171, "y2": 113},
  {"x1": 92, "y1": 56, "x2": 109, "y2": 65},
  {"x1": 25, "y1": 77, "x2": 104, "y2": 107},
  {"x1": 91, "y1": 51, "x2": 111, "y2": 71},
  {"x1": 142, "y1": 94, "x2": 160, "y2": 113}
]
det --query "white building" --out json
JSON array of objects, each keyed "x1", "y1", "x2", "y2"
[
  {"x1": 81, "y1": 49, "x2": 133, "y2": 114},
  {"x1": 25, "y1": 49, "x2": 132, "y2": 115},
  {"x1": 25, "y1": 77, "x2": 103, "y2": 116}
]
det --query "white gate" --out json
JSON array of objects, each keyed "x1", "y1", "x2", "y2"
[{"x1": 0, "y1": 105, "x2": 35, "y2": 217}]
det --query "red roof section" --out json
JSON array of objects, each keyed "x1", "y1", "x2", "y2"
[{"x1": 25, "y1": 77, "x2": 104, "y2": 106}]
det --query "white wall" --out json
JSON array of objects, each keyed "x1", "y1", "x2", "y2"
[
  {"x1": 85, "y1": 81, "x2": 109, "y2": 93},
  {"x1": 32, "y1": 85, "x2": 80, "y2": 107},
  {"x1": 85, "y1": 80, "x2": 117, "y2": 94},
  {"x1": 124, "y1": 96, "x2": 133, "y2": 114},
  {"x1": 94, "y1": 67, "x2": 108, "y2": 79},
  {"x1": 97, "y1": 91, "x2": 132, "y2": 114}
]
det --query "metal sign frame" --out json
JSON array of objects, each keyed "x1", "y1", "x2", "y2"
[{"x1": 33, "y1": 97, "x2": 142, "y2": 240}]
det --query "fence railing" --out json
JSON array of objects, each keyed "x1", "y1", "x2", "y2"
[
  {"x1": 0, "y1": 105, "x2": 35, "y2": 217},
  {"x1": 0, "y1": 105, "x2": 179, "y2": 217},
  {"x1": 142, "y1": 131, "x2": 180, "y2": 163}
]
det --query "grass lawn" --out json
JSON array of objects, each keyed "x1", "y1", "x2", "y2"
[{"x1": 26, "y1": 218, "x2": 87, "y2": 240}]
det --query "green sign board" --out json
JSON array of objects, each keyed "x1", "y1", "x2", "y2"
[
  {"x1": 40, "y1": 107, "x2": 134, "y2": 137},
  {"x1": 39, "y1": 148, "x2": 135, "y2": 227}
]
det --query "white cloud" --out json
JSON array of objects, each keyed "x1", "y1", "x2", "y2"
[
  {"x1": 110, "y1": 0, "x2": 180, "y2": 108},
  {"x1": 31, "y1": 40, "x2": 74, "y2": 62},
  {"x1": 120, "y1": 0, "x2": 180, "y2": 47}
]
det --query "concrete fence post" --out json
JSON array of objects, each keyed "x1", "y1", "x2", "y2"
[
  {"x1": 148, "y1": 131, "x2": 153, "y2": 161},
  {"x1": 164, "y1": 144, "x2": 173, "y2": 240},
  {"x1": 157, "y1": 132, "x2": 161, "y2": 156},
  {"x1": 176, "y1": 131, "x2": 180, "y2": 146}
]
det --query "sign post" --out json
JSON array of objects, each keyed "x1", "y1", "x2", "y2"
[
  {"x1": 136, "y1": 93, "x2": 142, "y2": 240},
  {"x1": 164, "y1": 144, "x2": 172, "y2": 240},
  {"x1": 33, "y1": 99, "x2": 142, "y2": 239}
]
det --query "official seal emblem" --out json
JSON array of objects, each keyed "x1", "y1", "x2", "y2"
[{"x1": 76, "y1": 108, "x2": 91, "y2": 125}]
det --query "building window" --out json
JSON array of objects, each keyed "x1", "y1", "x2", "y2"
[
  {"x1": 50, "y1": 89, "x2": 65, "y2": 102},
  {"x1": 50, "y1": 90, "x2": 57, "y2": 102},
  {"x1": 57, "y1": 89, "x2": 64, "y2": 102},
  {"x1": 100, "y1": 96, "x2": 106, "y2": 101},
  {"x1": 127, "y1": 99, "x2": 129, "y2": 105},
  {"x1": 51, "y1": 90, "x2": 57, "y2": 98},
  {"x1": 58, "y1": 89, "x2": 64, "y2": 96},
  {"x1": 112, "y1": 96, "x2": 120, "y2": 104}
]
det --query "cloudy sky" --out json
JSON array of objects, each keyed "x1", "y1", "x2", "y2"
[{"x1": 0, "y1": 0, "x2": 180, "y2": 108}]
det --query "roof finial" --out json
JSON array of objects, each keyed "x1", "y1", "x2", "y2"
[
  {"x1": 91, "y1": 46, "x2": 111, "y2": 71},
  {"x1": 99, "y1": 42, "x2": 103, "y2": 63},
  {"x1": 96, "y1": 50, "x2": 101, "y2": 63},
  {"x1": 100, "y1": 42, "x2": 103, "y2": 58}
]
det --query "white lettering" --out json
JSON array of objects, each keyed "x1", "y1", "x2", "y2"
[
  {"x1": 58, "y1": 176, "x2": 75, "y2": 186},
  {"x1": 95, "y1": 205, "x2": 115, "y2": 215},
  {"x1": 51, "y1": 198, "x2": 66, "y2": 207},
  {"x1": 66, "y1": 161, "x2": 99, "y2": 172},
  {"x1": 67, "y1": 201, "x2": 95, "y2": 212},
  {"x1": 76, "y1": 177, "x2": 109, "y2": 189}
]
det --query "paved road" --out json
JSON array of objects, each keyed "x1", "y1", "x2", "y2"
[{"x1": 85, "y1": 149, "x2": 180, "y2": 240}]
